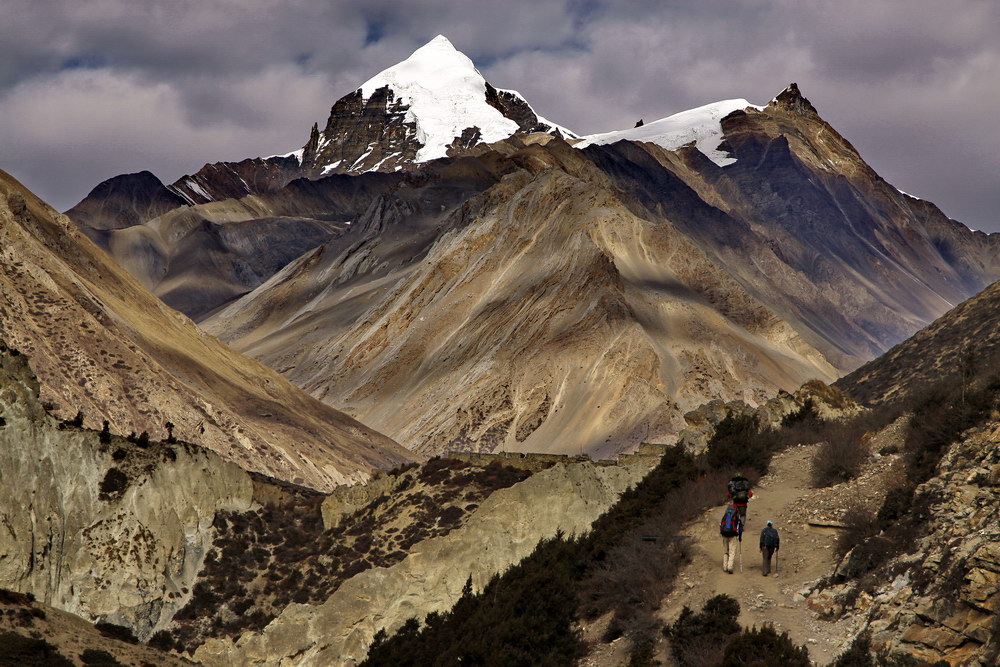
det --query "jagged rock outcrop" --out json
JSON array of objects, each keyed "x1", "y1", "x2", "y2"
[
  {"x1": 813, "y1": 421, "x2": 1000, "y2": 665},
  {"x1": 674, "y1": 379, "x2": 858, "y2": 452},
  {"x1": 194, "y1": 458, "x2": 652, "y2": 666},
  {"x1": 0, "y1": 170, "x2": 411, "y2": 491}
]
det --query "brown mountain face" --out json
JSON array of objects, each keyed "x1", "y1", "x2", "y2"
[
  {"x1": 70, "y1": 170, "x2": 402, "y2": 319},
  {"x1": 204, "y1": 136, "x2": 839, "y2": 458},
  {"x1": 201, "y1": 86, "x2": 999, "y2": 459},
  {"x1": 65, "y1": 38, "x2": 568, "y2": 320},
  {"x1": 588, "y1": 84, "x2": 1000, "y2": 372},
  {"x1": 0, "y1": 170, "x2": 412, "y2": 490},
  {"x1": 836, "y1": 278, "x2": 1000, "y2": 406}
]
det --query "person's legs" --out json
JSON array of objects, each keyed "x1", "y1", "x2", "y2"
[
  {"x1": 722, "y1": 537, "x2": 731, "y2": 572},
  {"x1": 761, "y1": 546, "x2": 773, "y2": 575},
  {"x1": 737, "y1": 504, "x2": 747, "y2": 522}
]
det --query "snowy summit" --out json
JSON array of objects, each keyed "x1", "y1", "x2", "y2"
[{"x1": 359, "y1": 35, "x2": 522, "y2": 163}]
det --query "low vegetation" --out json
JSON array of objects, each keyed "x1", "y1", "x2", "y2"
[
  {"x1": 665, "y1": 595, "x2": 810, "y2": 667},
  {"x1": 167, "y1": 457, "x2": 532, "y2": 653},
  {"x1": 0, "y1": 631, "x2": 74, "y2": 667},
  {"x1": 829, "y1": 371, "x2": 1000, "y2": 594}
]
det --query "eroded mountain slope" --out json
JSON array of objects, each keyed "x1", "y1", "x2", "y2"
[
  {"x1": 0, "y1": 171, "x2": 410, "y2": 490},
  {"x1": 207, "y1": 139, "x2": 837, "y2": 457}
]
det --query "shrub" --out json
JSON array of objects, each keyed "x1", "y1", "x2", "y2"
[
  {"x1": 705, "y1": 412, "x2": 775, "y2": 473},
  {"x1": 835, "y1": 500, "x2": 881, "y2": 560},
  {"x1": 666, "y1": 595, "x2": 741, "y2": 665},
  {"x1": 810, "y1": 421, "x2": 869, "y2": 487},
  {"x1": 720, "y1": 624, "x2": 809, "y2": 666},
  {"x1": 98, "y1": 468, "x2": 128, "y2": 499},
  {"x1": 147, "y1": 630, "x2": 174, "y2": 652},
  {"x1": 80, "y1": 648, "x2": 124, "y2": 666},
  {"x1": 135, "y1": 431, "x2": 150, "y2": 448},
  {"x1": 0, "y1": 589, "x2": 35, "y2": 605},
  {"x1": 99, "y1": 421, "x2": 111, "y2": 444},
  {"x1": 781, "y1": 397, "x2": 822, "y2": 428},
  {"x1": 0, "y1": 631, "x2": 74, "y2": 666},
  {"x1": 829, "y1": 630, "x2": 948, "y2": 666}
]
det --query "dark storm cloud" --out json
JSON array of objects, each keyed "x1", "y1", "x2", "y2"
[{"x1": 1, "y1": 0, "x2": 998, "y2": 231}]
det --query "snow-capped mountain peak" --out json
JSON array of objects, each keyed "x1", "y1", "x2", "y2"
[
  {"x1": 358, "y1": 35, "x2": 520, "y2": 163},
  {"x1": 576, "y1": 98, "x2": 762, "y2": 166}
]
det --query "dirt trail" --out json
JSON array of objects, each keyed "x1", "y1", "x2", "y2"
[{"x1": 655, "y1": 444, "x2": 857, "y2": 665}]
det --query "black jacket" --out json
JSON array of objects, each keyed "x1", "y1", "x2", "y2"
[{"x1": 760, "y1": 526, "x2": 780, "y2": 550}]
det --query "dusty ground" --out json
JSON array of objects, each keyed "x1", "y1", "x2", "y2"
[
  {"x1": 654, "y1": 444, "x2": 859, "y2": 665},
  {"x1": 581, "y1": 429, "x2": 907, "y2": 666}
]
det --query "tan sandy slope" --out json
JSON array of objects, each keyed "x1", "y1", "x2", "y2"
[{"x1": 0, "y1": 170, "x2": 412, "y2": 490}]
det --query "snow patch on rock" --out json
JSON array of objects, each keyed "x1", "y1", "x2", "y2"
[{"x1": 576, "y1": 99, "x2": 762, "y2": 166}]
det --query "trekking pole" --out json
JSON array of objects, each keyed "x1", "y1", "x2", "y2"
[
  {"x1": 775, "y1": 550, "x2": 778, "y2": 574},
  {"x1": 739, "y1": 541, "x2": 743, "y2": 573}
]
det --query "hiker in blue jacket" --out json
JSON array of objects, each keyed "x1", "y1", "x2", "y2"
[
  {"x1": 719, "y1": 505, "x2": 744, "y2": 574},
  {"x1": 760, "y1": 520, "x2": 780, "y2": 576}
]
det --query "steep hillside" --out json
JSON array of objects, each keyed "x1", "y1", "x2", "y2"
[
  {"x1": 70, "y1": 170, "x2": 402, "y2": 319},
  {"x1": 0, "y1": 589, "x2": 193, "y2": 667},
  {"x1": 836, "y1": 279, "x2": 1000, "y2": 406},
  {"x1": 0, "y1": 171, "x2": 411, "y2": 491}
]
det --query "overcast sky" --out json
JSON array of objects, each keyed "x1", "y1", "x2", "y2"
[{"x1": 2, "y1": 0, "x2": 998, "y2": 231}]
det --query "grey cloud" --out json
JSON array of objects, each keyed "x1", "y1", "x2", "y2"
[{"x1": 0, "y1": 0, "x2": 998, "y2": 231}]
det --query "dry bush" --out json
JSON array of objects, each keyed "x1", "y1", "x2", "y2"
[
  {"x1": 579, "y1": 470, "x2": 729, "y2": 636},
  {"x1": 834, "y1": 499, "x2": 881, "y2": 560},
  {"x1": 810, "y1": 421, "x2": 869, "y2": 487}
]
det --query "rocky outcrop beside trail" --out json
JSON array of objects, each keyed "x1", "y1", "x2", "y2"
[{"x1": 817, "y1": 421, "x2": 1000, "y2": 664}]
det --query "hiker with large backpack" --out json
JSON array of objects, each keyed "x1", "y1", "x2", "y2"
[
  {"x1": 727, "y1": 473, "x2": 753, "y2": 521},
  {"x1": 760, "y1": 520, "x2": 780, "y2": 576},
  {"x1": 719, "y1": 504, "x2": 744, "y2": 574}
]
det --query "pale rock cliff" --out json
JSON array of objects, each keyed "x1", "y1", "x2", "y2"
[
  {"x1": 0, "y1": 346, "x2": 254, "y2": 638},
  {"x1": 195, "y1": 459, "x2": 652, "y2": 666}
]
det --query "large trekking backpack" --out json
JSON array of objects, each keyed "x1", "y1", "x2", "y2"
[
  {"x1": 729, "y1": 478, "x2": 750, "y2": 504},
  {"x1": 720, "y1": 506, "x2": 741, "y2": 537},
  {"x1": 762, "y1": 527, "x2": 779, "y2": 548}
]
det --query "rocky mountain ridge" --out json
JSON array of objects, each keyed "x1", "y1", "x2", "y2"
[
  {"x1": 202, "y1": 85, "x2": 999, "y2": 458},
  {"x1": 65, "y1": 40, "x2": 999, "y2": 462}
]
